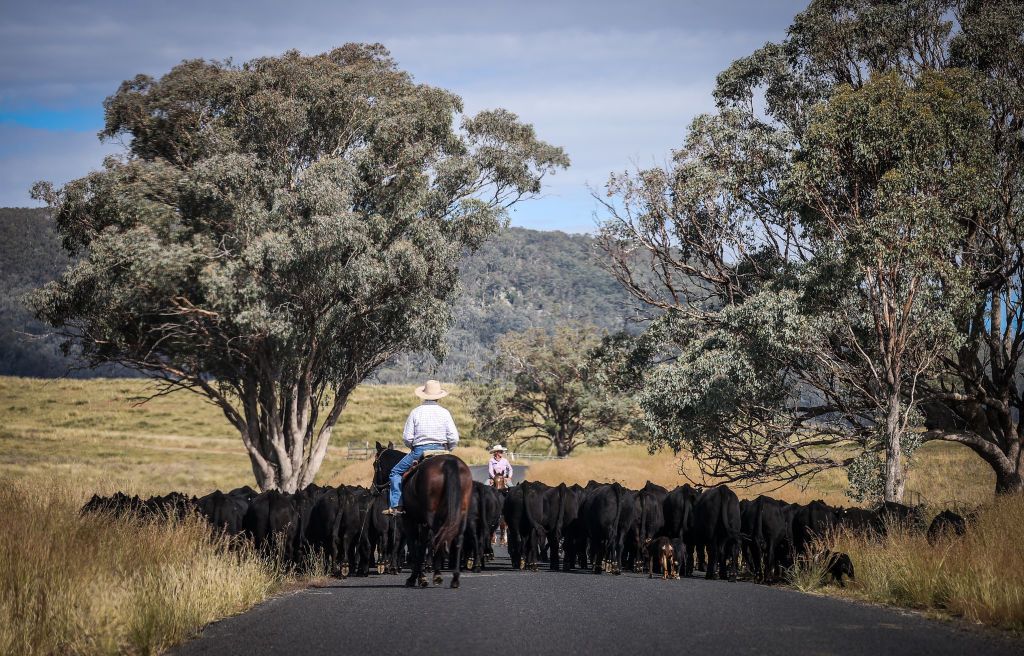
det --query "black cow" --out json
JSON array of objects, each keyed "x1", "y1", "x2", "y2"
[
  {"x1": 836, "y1": 507, "x2": 876, "y2": 533},
  {"x1": 479, "y1": 484, "x2": 504, "y2": 565},
  {"x1": 663, "y1": 484, "x2": 700, "y2": 576},
  {"x1": 927, "y1": 510, "x2": 967, "y2": 545},
  {"x1": 585, "y1": 482, "x2": 634, "y2": 575},
  {"x1": 539, "y1": 483, "x2": 577, "y2": 570},
  {"x1": 303, "y1": 486, "x2": 347, "y2": 573},
  {"x1": 243, "y1": 490, "x2": 300, "y2": 564},
  {"x1": 197, "y1": 489, "x2": 249, "y2": 536},
  {"x1": 503, "y1": 481, "x2": 547, "y2": 570},
  {"x1": 363, "y1": 490, "x2": 403, "y2": 574},
  {"x1": 632, "y1": 484, "x2": 664, "y2": 572},
  {"x1": 792, "y1": 500, "x2": 836, "y2": 555},
  {"x1": 335, "y1": 486, "x2": 370, "y2": 577},
  {"x1": 741, "y1": 495, "x2": 791, "y2": 582},
  {"x1": 81, "y1": 491, "x2": 145, "y2": 517},
  {"x1": 561, "y1": 484, "x2": 590, "y2": 571},
  {"x1": 822, "y1": 550, "x2": 855, "y2": 587},
  {"x1": 461, "y1": 482, "x2": 493, "y2": 572},
  {"x1": 692, "y1": 485, "x2": 742, "y2": 581},
  {"x1": 873, "y1": 501, "x2": 925, "y2": 535}
]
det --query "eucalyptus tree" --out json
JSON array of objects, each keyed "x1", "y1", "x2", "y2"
[
  {"x1": 598, "y1": 0, "x2": 1022, "y2": 500},
  {"x1": 470, "y1": 325, "x2": 645, "y2": 457},
  {"x1": 30, "y1": 45, "x2": 568, "y2": 492}
]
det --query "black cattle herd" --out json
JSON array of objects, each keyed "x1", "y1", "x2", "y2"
[{"x1": 81, "y1": 467, "x2": 971, "y2": 587}]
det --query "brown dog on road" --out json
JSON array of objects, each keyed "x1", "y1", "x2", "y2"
[{"x1": 644, "y1": 537, "x2": 679, "y2": 579}]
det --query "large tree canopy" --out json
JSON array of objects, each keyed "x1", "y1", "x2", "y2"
[
  {"x1": 597, "y1": 0, "x2": 1024, "y2": 500},
  {"x1": 30, "y1": 45, "x2": 568, "y2": 492},
  {"x1": 471, "y1": 325, "x2": 646, "y2": 457}
]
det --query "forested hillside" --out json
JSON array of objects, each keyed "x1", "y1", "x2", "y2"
[
  {"x1": 0, "y1": 208, "x2": 635, "y2": 380},
  {"x1": 0, "y1": 208, "x2": 99, "y2": 377}
]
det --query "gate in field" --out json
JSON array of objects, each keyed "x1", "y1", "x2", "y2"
[
  {"x1": 509, "y1": 452, "x2": 566, "y2": 462},
  {"x1": 344, "y1": 442, "x2": 373, "y2": 460}
]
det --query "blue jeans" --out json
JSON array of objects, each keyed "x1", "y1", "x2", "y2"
[{"x1": 389, "y1": 444, "x2": 445, "y2": 508}]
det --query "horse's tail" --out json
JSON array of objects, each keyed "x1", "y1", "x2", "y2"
[{"x1": 432, "y1": 457, "x2": 464, "y2": 553}]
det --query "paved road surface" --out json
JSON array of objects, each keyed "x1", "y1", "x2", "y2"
[
  {"x1": 174, "y1": 548, "x2": 1021, "y2": 656},
  {"x1": 468, "y1": 464, "x2": 528, "y2": 485}
]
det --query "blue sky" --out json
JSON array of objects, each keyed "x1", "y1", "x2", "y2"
[{"x1": 0, "y1": 0, "x2": 807, "y2": 232}]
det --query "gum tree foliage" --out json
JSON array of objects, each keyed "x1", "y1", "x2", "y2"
[
  {"x1": 597, "y1": 0, "x2": 1021, "y2": 501},
  {"x1": 470, "y1": 325, "x2": 646, "y2": 457},
  {"x1": 29, "y1": 45, "x2": 568, "y2": 492}
]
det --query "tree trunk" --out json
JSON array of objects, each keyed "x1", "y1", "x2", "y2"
[
  {"x1": 553, "y1": 429, "x2": 572, "y2": 458},
  {"x1": 883, "y1": 392, "x2": 906, "y2": 503},
  {"x1": 232, "y1": 375, "x2": 352, "y2": 493},
  {"x1": 996, "y1": 470, "x2": 1024, "y2": 495}
]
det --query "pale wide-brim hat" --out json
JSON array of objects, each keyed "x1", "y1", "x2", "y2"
[
  {"x1": 415, "y1": 379, "x2": 449, "y2": 400},
  {"x1": 489, "y1": 444, "x2": 508, "y2": 453}
]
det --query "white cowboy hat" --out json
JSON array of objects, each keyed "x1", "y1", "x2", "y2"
[
  {"x1": 489, "y1": 444, "x2": 508, "y2": 453},
  {"x1": 414, "y1": 379, "x2": 449, "y2": 400}
]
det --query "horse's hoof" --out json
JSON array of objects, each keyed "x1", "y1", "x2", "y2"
[
  {"x1": 450, "y1": 578, "x2": 460, "y2": 589},
  {"x1": 433, "y1": 574, "x2": 443, "y2": 586},
  {"x1": 466, "y1": 558, "x2": 474, "y2": 570},
  {"x1": 340, "y1": 565, "x2": 349, "y2": 578},
  {"x1": 377, "y1": 564, "x2": 385, "y2": 575},
  {"x1": 419, "y1": 576, "x2": 428, "y2": 588}
]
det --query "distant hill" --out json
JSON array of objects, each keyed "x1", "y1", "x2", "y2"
[{"x1": 0, "y1": 208, "x2": 637, "y2": 381}]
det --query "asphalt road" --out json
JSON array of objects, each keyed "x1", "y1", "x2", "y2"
[{"x1": 173, "y1": 548, "x2": 1022, "y2": 656}]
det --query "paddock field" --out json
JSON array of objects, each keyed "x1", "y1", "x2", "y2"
[
  {"x1": 0, "y1": 376, "x2": 996, "y2": 505},
  {"x1": 0, "y1": 375, "x2": 1016, "y2": 653}
]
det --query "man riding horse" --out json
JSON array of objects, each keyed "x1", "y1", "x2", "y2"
[
  {"x1": 382, "y1": 379, "x2": 460, "y2": 516},
  {"x1": 373, "y1": 379, "x2": 473, "y2": 588}
]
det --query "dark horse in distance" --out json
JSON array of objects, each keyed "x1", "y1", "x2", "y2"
[{"x1": 373, "y1": 442, "x2": 473, "y2": 589}]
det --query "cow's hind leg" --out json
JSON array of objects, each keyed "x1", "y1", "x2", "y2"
[{"x1": 705, "y1": 542, "x2": 719, "y2": 580}]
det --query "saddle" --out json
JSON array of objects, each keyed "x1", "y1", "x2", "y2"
[{"x1": 401, "y1": 447, "x2": 448, "y2": 481}]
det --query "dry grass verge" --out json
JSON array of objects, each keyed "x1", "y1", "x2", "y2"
[
  {"x1": 805, "y1": 497, "x2": 1024, "y2": 631},
  {"x1": 0, "y1": 478, "x2": 282, "y2": 655}
]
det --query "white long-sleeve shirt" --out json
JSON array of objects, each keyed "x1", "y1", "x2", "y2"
[{"x1": 402, "y1": 401, "x2": 459, "y2": 449}]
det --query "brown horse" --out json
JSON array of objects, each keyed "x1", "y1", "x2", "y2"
[{"x1": 373, "y1": 445, "x2": 473, "y2": 589}]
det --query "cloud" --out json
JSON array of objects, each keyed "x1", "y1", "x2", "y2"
[{"x1": 0, "y1": 0, "x2": 809, "y2": 228}]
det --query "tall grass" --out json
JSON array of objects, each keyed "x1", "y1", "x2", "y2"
[
  {"x1": 0, "y1": 478, "x2": 281, "y2": 655},
  {"x1": 825, "y1": 496, "x2": 1024, "y2": 631}
]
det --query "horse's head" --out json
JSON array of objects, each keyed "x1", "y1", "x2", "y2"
[{"x1": 372, "y1": 441, "x2": 405, "y2": 489}]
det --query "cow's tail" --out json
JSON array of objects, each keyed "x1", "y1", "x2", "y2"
[
  {"x1": 722, "y1": 495, "x2": 741, "y2": 547},
  {"x1": 751, "y1": 498, "x2": 765, "y2": 547},
  {"x1": 639, "y1": 493, "x2": 649, "y2": 541},
  {"x1": 432, "y1": 458, "x2": 464, "y2": 553},
  {"x1": 612, "y1": 482, "x2": 624, "y2": 536},
  {"x1": 555, "y1": 483, "x2": 566, "y2": 538}
]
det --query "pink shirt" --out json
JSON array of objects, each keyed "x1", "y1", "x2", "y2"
[{"x1": 488, "y1": 456, "x2": 513, "y2": 481}]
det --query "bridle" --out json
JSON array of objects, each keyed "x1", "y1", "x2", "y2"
[{"x1": 370, "y1": 450, "x2": 391, "y2": 495}]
